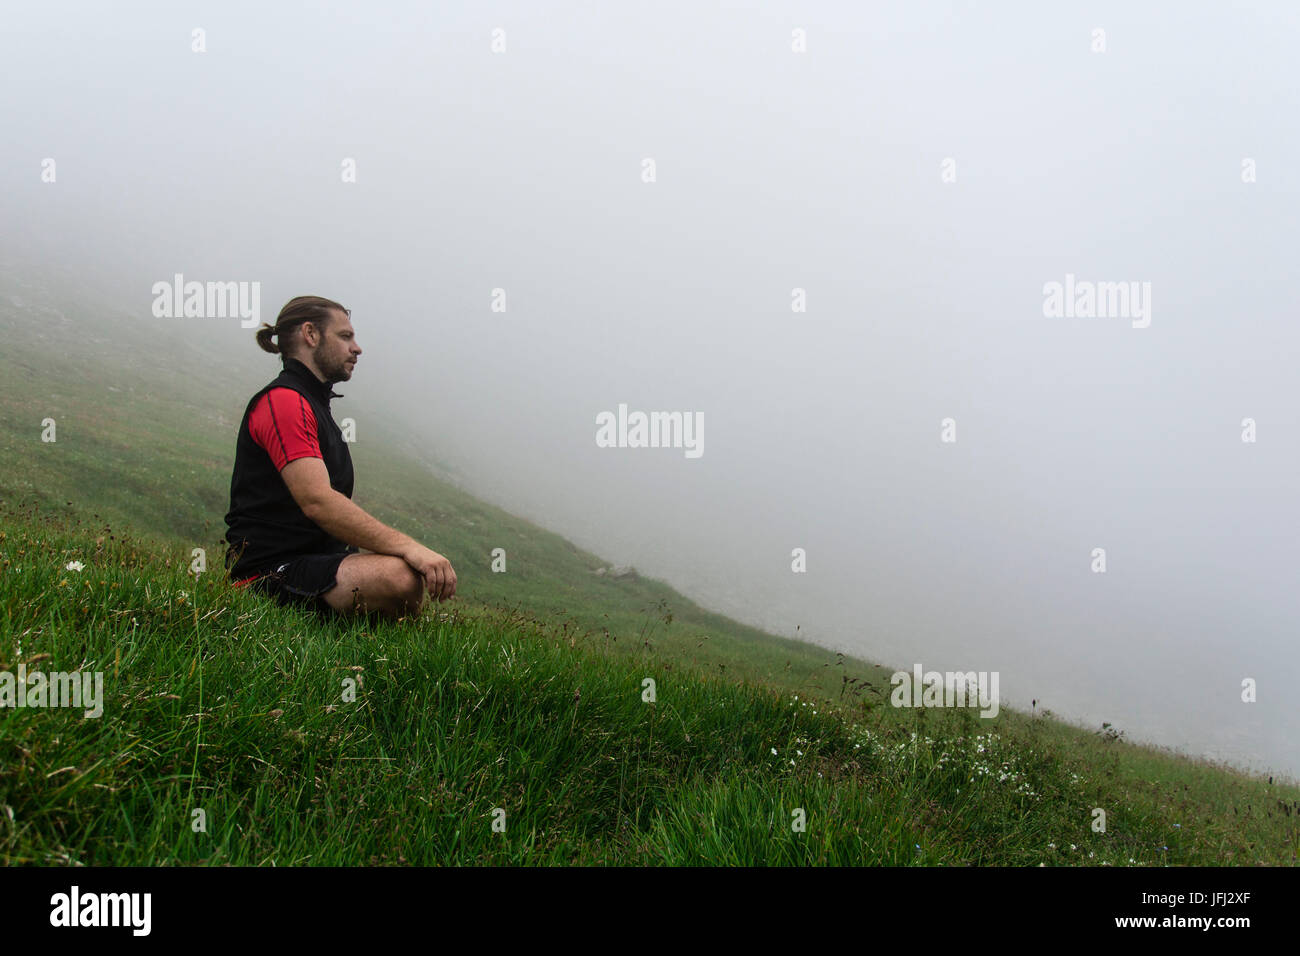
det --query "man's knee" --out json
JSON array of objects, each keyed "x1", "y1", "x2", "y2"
[
  {"x1": 369, "y1": 557, "x2": 424, "y2": 617},
  {"x1": 389, "y1": 561, "x2": 426, "y2": 610},
  {"x1": 328, "y1": 554, "x2": 425, "y2": 618}
]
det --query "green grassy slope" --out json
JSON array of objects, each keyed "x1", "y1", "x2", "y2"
[
  {"x1": 2, "y1": 275, "x2": 1297, "y2": 864},
  {"x1": 0, "y1": 277, "x2": 890, "y2": 696},
  {"x1": 2, "y1": 509, "x2": 1297, "y2": 865}
]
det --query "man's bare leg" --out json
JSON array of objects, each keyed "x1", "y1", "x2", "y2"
[{"x1": 322, "y1": 553, "x2": 427, "y2": 619}]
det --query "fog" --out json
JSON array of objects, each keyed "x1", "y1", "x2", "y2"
[{"x1": 3, "y1": 1, "x2": 1297, "y2": 779}]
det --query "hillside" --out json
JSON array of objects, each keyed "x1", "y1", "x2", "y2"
[
  {"x1": 1, "y1": 269, "x2": 1298, "y2": 864},
  {"x1": 0, "y1": 263, "x2": 890, "y2": 695},
  {"x1": 3, "y1": 506, "x2": 1298, "y2": 865}
]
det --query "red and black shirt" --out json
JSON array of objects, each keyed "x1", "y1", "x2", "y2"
[{"x1": 224, "y1": 358, "x2": 356, "y2": 580}]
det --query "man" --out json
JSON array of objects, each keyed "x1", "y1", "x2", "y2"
[{"x1": 224, "y1": 295, "x2": 456, "y2": 619}]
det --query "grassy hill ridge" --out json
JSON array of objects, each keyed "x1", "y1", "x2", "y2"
[
  {"x1": 3, "y1": 505, "x2": 1297, "y2": 865},
  {"x1": 0, "y1": 273, "x2": 886, "y2": 694},
  {"x1": 2, "y1": 269, "x2": 1298, "y2": 864}
]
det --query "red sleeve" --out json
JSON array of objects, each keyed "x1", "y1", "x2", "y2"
[{"x1": 247, "y1": 387, "x2": 320, "y2": 470}]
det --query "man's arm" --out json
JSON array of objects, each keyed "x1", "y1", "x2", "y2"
[{"x1": 281, "y1": 457, "x2": 457, "y2": 600}]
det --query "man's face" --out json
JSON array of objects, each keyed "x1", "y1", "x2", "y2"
[{"x1": 308, "y1": 310, "x2": 361, "y2": 383}]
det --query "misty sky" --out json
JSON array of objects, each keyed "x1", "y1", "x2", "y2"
[{"x1": 3, "y1": 1, "x2": 1298, "y2": 779}]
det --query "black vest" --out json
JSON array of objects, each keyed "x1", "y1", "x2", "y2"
[{"x1": 224, "y1": 358, "x2": 355, "y2": 578}]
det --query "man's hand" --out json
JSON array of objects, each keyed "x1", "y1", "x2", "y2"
[{"x1": 403, "y1": 545, "x2": 457, "y2": 602}]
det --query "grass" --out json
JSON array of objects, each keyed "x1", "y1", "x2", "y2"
[{"x1": 1, "y1": 506, "x2": 1297, "y2": 865}]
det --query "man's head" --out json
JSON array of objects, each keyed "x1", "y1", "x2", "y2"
[{"x1": 256, "y1": 296, "x2": 361, "y2": 384}]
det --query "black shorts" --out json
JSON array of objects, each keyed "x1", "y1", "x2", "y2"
[{"x1": 249, "y1": 551, "x2": 353, "y2": 615}]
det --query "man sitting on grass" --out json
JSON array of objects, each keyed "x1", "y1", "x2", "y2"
[{"x1": 224, "y1": 295, "x2": 456, "y2": 619}]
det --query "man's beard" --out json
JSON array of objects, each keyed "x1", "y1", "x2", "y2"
[{"x1": 313, "y1": 346, "x2": 352, "y2": 383}]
